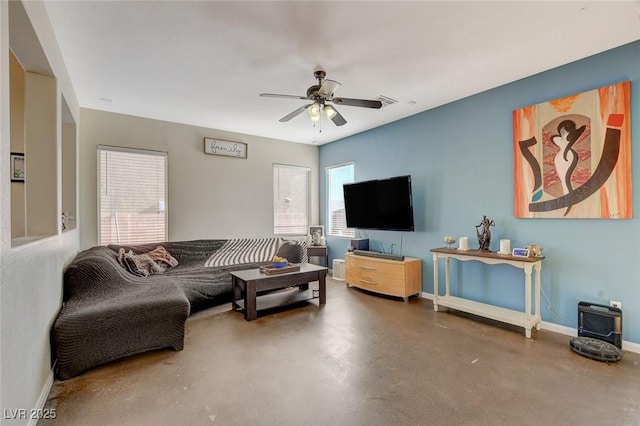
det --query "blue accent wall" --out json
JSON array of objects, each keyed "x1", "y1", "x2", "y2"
[{"x1": 320, "y1": 40, "x2": 640, "y2": 344}]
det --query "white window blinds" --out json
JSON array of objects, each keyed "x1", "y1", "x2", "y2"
[
  {"x1": 326, "y1": 162, "x2": 355, "y2": 237},
  {"x1": 98, "y1": 146, "x2": 168, "y2": 245},
  {"x1": 273, "y1": 164, "x2": 310, "y2": 236}
]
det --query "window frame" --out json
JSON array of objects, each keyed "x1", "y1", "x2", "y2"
[
  {"x1": 273, "y1": 163, "x2": 311, "y2": 237},
  {"x1": 97, "y1": 145, "x2": 168, "y2": 245},
  {"x1": 325, "y1": 161, "x2": 355, "y2": 238}
]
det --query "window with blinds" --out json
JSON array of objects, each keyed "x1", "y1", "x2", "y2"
[
  {"x1": 98, "y1": 146, "x2": 168, "y2": 245},
  {"x1": 273, "y1": 164, "x2": 310, "y2": 236},
  {"x1": 326, "y1": 162, "x2": 355, "y2": 238}
]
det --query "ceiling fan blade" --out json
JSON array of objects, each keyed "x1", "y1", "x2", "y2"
[
  {"x1": 318, "y1": 79, "x2": 341, "y2": 99},
  {"x1": 329, "y1": 107, "x2": 347, "y2": 127},
  {"x1": 332, "y1": 97, "x2": 382, "y2": 109},
  {"x1": 279, "y1": 104, "x2": 310, "y2": 122},
  {"x1": 261, "y1": 93, "x2": 308, "y2": 100}
]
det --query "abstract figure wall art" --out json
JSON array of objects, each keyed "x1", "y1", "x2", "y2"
[{"x1": 513, "y1": 81, "x2": 632, "y2": 219}]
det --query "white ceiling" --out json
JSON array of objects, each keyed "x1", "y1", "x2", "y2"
[{"x1": 43, "y1": 1, "x2": 640, "y2": 145}]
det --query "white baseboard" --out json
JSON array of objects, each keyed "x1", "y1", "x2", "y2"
[
  {"x1": 421, "y1": 291, "x2": 434, "y2": 300},
  {"x1": 419, "y1": 292, "x2": 639, "y2": 354},
  {"x1": 622, "y1": 340, "x2": 640, "y2": 354},
  {"x1": 540, "y1": 321, "x2": 640, "y2": 354},
  {"x1": 28, "y1": 366, "x2": 54, "y2": 426},
  {"x1": 539, "y1": 320, "x2": 576, "y2": 337}
]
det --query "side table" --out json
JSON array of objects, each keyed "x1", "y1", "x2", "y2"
[{"x1": 307, "y1": 245, "x2": 328, "y2": 267}]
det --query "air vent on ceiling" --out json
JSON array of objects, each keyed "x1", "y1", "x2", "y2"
[{"x1": 376, "y1": 95, "x2": 397, "y2": 108}]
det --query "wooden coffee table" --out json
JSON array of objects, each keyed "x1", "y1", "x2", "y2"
[{"x1": 230, "y1": 263, "x2": 327, "y2": 321}]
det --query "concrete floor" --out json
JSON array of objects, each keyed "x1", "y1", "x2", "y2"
[{"x1": 41, "y1": 277, "x2": 640, "y2": 426}]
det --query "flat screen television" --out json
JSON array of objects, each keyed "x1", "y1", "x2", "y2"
[{"x1": 343, "y1": 175, "x2": 415, "y2": 231}]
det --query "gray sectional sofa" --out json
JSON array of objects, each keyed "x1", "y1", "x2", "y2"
[{"x1": 52, "y1": 239, "x2": 306, "y2": 380}]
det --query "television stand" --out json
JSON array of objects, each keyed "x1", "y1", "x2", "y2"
[
  {"x1": 353, "y1": 249, "x2": 404, "y2": 261},
  {"x1": 345, "y1": 253, "x2": 421, "y2": 302}
]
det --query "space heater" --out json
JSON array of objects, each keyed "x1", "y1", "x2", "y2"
[
  {"x1": 570, "y1": 301, "x2": 623, "y2": 362},
  {"x1": 577, "y1": 301, "x2": 622, "y2": 348}
]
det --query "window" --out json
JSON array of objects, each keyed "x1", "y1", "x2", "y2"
[
  {"x1": 98, "y1": 146, "x2": 167, "y2": 245},
  {"x1": 273, "y1": 164, "x2": 310, "y2": 236},
  {"x1": 326, "y1": 162, "x2": 355, "y2": 238}
]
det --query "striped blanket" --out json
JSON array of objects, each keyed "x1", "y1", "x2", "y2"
[{"x1": 204, "y1": 238, "x2": 283, "y2": 267}]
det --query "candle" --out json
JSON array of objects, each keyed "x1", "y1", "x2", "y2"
[
  {"x1": 500, "y1": 239, "x2": 511, "y2": 254},
  {"x1": 320, "y1": 236, "x2": 326, "y2": 246},
  {"x1": 458, "y1": 237, "x2": 469, "y2": 251}
]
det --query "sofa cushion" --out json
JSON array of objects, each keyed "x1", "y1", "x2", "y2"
[{"x1": 53, "y1": 281, "x2": 189, "y2": 380}]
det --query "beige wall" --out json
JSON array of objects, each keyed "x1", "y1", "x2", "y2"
[
  {"x1": 79, "y1": 109, "x2": 319, "y2": 249},
  {"x1": 25, "y1": 71, "x2": 58, "y2": 236}
]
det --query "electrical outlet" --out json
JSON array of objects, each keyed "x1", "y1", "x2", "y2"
[{"x1": 610, "y1": 300, "x2": 622, "y2": 309}]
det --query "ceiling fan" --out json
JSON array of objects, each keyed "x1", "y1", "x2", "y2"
[{"x1": 260, "y1": 68, "x2": 383, "y2": 127}]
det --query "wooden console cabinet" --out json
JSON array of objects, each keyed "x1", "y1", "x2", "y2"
[{"x1": 345, "y1": 253, "x2": 422, "y2": 302}]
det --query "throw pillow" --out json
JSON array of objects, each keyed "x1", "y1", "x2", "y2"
[{"x1": 276, "y1": 239, "x2": 308, "y2": 264}]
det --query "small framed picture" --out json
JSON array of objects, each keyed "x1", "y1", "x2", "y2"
[
  {"x1": 308, "y1": 225, "x2": 325, "y2": 246},
  {"x1": 309, "y1": 225, "x2": 324, "y2": 238},
  {"x1": 10, "y1": 153, "x2": 25, "y2": 182}
]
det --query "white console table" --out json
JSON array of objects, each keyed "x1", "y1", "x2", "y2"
[{"x1": 430, "y1": 248, "x2": 544, "y2": 338}]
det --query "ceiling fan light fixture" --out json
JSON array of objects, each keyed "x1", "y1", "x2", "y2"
[
  {"x1": 319, "y1": 79, "x2": 341, "y2": 98},
  {"x1": 324, "y1": 104, "x2": 337, "y2": 119},
  {"x1": 307, "y1": 102, "x2": 321, "y2": 120}
]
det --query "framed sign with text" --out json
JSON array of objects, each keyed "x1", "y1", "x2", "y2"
[
  {"x1": 10, "y1": 152, "x2": 25, "y2": 182},
  {"x1": 204, "y1": 138, "x2": 247, "y2": 159}
]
